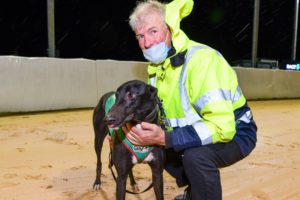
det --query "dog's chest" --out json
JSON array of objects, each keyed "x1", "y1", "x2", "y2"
[
  {"x1": 125, "y1": 142, "x2": 155, "y2": 164},
  {"x1": 112, "y1": 128, "x2": 156, "y2": 163},
  {"x1": 132, "y1": 151, "x2": 154, "y2": 164}
]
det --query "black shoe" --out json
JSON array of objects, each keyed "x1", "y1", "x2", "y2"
[{"x1": 174, "y1": 186, "x2": 191, "y2": 200}]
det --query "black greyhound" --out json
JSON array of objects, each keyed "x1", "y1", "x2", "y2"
[{"x1": 92, "y1": 80, "x2": 165, "y2": 200}]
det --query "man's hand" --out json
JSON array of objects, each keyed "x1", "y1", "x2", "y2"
[{"x1": 126, "y1": 122, "x2": 165, "y2": 146}]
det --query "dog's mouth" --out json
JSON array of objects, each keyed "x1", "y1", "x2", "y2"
[
  {"x1": 105, "y1": 113, "x2": 135, "y2": 129},
  {"x1": 107, "y1": 124, "x2": 119, "y2": 130}
]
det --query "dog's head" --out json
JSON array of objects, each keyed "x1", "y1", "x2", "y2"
[{"x1": 105, "y1": 80, "x2": 158, "y2": 129}]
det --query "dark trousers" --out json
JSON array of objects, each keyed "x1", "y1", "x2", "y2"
[{"x1": 164, "y1": 140, "x2": 245, "y2": 200}]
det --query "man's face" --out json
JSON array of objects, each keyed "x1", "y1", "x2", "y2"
[{"x1": 134, "y1": 13, "x2": 171, "y2": 50}]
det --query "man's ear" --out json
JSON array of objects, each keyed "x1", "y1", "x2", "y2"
[{"x1": 148, "y1": 85, "x2": 158, "y2": 99}]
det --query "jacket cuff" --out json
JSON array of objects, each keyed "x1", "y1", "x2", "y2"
[{"x1": 165, "y1": 131, "x2": 173, "y2": 149}]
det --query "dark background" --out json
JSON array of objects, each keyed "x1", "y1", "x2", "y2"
[{"x1": 0, "y1": 0, "x2": 296, "y2": 65}]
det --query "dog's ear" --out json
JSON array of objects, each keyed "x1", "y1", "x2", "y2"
[{"x1": 148, "y1": 85, "x2": 158, "y2": 99}]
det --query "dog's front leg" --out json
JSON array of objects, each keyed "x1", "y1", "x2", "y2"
[
  {"x1": 149, "y1": 149, "x2": 165, "y2": 200},
  {"x1": 93, "y1": 131, "x2": 106, "y2": 189},
  {"x1": 93, "y1": 106, "x2": 108, "y2": 190},
  {"x1": 113, "y1": 145, "x2": 134, "y2": 200},
  {"x1": 115, "y1": 162, "x2": 134, "y2": 200},
  {"x1": 115, "y1": 173, "x2": 128, "y2": 200},
  {"x1": 149, "y1": 164, "x2": 164, "y2": 200}
]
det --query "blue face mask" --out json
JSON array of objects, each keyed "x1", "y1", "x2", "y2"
[
  {"x1": 142, "y1": 42, "x2": 169, "y2": 64},
  {"x1": 142, "y1": 34, "x2": 170, "y2": 64}
]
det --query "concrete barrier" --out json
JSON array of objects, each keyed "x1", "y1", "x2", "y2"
[
  {"x1": 0, "y1": 56, "x2": 299, "y2": 113},
  {"x1": 235, "y1": 67, "x2": 300, "y2": 100},
  {"x1": 0, "y1": 56, "x2": 97, "y2": 112},
  {"x1": 95, "y1": 60, "x2": 147, "y2": 100}
]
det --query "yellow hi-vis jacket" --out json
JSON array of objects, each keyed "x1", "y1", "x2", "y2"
[{"x1": 147, "y1": 0, "x2": 251, "y2": 150}]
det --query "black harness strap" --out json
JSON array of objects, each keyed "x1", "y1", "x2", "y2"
[{"x1": 156, "y1": 97, "x2": 169, "y2": 130}]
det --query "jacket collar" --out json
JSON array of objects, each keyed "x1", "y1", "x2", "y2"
[{"x1": 167, "y1": 44, "x2": 187, "y2": 67}]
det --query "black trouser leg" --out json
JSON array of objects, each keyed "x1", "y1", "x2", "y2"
[
  {"x1": 183, "y1": 141, "x2": 244, "y2": 200},
  {"x1": 165, "y1": 140, "x2": 244, "y2": 200},
  {"x1": 164, "y1": 149, "x2": 189, "y2": 187}
]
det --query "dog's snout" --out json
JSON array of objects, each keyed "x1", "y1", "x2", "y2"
[{"x1": 104, "y1": 114, "x2": 116, "y2": 125}]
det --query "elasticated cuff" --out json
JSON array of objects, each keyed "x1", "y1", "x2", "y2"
[{"x1": 165, "y1": 131, "x2": 173, "y2": 149}]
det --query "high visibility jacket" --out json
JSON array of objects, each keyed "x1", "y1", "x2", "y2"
[{"x1": 147, "y1": 0, "x2": 256, "y2": 154}]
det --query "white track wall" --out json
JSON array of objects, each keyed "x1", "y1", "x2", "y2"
[{"x1": 0, "y1": 56, "x2": 300, "y2": 113}]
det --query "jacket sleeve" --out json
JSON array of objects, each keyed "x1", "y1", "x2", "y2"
[{"x1": 165, "y1": 125, "x2": 202, "y2": 151}]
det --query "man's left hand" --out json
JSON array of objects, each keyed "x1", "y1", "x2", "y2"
[{"x1": 125, "y1": 122, "x2": 165, "y2": 146}]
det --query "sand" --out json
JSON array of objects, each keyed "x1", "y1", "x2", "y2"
[{"x1": 1, "y1": 99, "x2": 300, "y2": 200}]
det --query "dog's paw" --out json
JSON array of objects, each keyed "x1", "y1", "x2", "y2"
[
  {"x1": 93, "y1": 179, "x2": 101, "y2": 190},
  {"x1": 93, "y1": 183, "x2": 101, "y2": 190}
]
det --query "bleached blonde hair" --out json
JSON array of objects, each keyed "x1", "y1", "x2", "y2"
[{"x1": 129, "y1": 0, "x2": 166, "y2": 31}]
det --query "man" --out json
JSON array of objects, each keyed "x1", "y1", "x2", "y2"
[{"x1": 126, "y1": 0, "x2": 257, "y2": 199}]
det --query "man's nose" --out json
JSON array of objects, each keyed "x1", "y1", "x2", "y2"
[{"x1": 144, "y1": 36, "x2": 154, "y2": 49}]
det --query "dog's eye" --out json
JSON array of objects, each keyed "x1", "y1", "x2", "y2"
[
  {"x1": 125, "y1": 91, "x2": 137, "y2": 101},
  {"x1": 130, "y1": 100, "x2": 138, "y2": 106}
]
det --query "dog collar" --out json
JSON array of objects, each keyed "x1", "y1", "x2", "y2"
[{"x1": 143, "y1": 104, "x2": 159, "y2": 123}]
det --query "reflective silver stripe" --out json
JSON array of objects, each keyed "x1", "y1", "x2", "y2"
[
  {"x1": 168, "y1": 118, "x2": 188, "y2": 127},
  {"x1": 237, "y1": 110, "x2": 252, "y2": 124},
  {"x1": 176, "y1": 45, "x2": 220, "y2": 143},
  {"x1": 168, "y1": 112, "x2": 201, "y2": 127},
  {"x1": 194, "y1": 89, "x2": 232, "y2": 112},
  {"x1": 166, "y1": 46, "x2": 208, "y2": 128},
  {"x1": 179, "y1": 45, "x2": 209, "y2": 125},
  {"x1": 192, "y1": 121, "x2": 213, "y2": 145},
  {"x1": 149, "y1": 77, "x2": 156, "y2": 87},
  {"x1": 194, "y1": 86, "x2": 243, "y2": 112},
  {"x1": 232, "y1": 85, "x2": 242, "y2": 102}
]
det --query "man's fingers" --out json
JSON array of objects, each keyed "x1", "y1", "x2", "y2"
[
  {"x1": 126, "y1": 131, "x2": 140, "y2": 145},
  {"x1": 141, "y1": 122, "x2": 155, "y2": 130}
]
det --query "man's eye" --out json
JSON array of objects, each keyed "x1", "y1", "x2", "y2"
[
  {"x1": 136, "y1": 35, "x2": 143, "y2": 40},
  {"x1": 150, "y1": 30, "x2": 157, "y2": 35}
]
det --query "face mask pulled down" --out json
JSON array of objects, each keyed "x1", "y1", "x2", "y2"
[{"x1": 142, "y1": 34, "x2": 170, "y2": 64}]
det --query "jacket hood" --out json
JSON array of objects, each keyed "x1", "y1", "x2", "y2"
[{"x1": 165, "y1": 0, "x2": 194, "y2": 53}]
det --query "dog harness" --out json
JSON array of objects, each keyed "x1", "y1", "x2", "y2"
[{"x1": 105, "y1": 94, "x2": 154, "y2": 163}]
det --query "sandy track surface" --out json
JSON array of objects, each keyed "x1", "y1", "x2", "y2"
[{"x1": 1, "y1": 100, "x2": 300, "y2": 200}]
